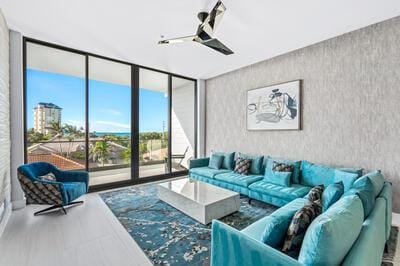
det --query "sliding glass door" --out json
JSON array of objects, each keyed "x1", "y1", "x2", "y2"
[
  {"x1": 24, "y1": 38, "x2": 197, "y2": 190},
  {"x1": 88, "y1": 56, "x2": 132, "y2": 186},
  {"x1": 139, "y1": 68, "x2": 169, "y2": 178}
]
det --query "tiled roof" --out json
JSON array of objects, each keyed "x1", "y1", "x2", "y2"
[{"x1": 28, "y1": 153, "x2": 85, "y2": 170}]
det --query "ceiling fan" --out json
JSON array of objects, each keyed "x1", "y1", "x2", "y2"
[{"x1": 158, "y1": 0, "x2": 234, "y2": 55}]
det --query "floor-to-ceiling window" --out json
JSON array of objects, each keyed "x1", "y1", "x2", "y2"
[
  {"x1": 88, "y1": 56, "x2": 132, "y2": 186},
  {"x1": 24, "y1": 38, "x2": 197, "y2": 190},
  {"x1": 26, "y1": 42, "x2": 87, "y2": 171},
  {"x1": 139, "y1": 68, "x2": 169, "y2": 178}
]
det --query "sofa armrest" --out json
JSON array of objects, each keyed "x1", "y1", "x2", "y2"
[
  {"x1": 378, "y1": 181, "x2": 392, "y2": 240},
  {"x1": 189, "y1": 157, "x2": 210, "y2": 169},
  {"x1": 53, "y1": 169, "x2": 89, "y2": 192},
  {"x1": 211, "y1": 220, "x2": 301, "y2": 266}
]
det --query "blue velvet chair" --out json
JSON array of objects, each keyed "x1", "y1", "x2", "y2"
[{"x1": 17, "y1": 162, "x2": 89, "y2": 216}]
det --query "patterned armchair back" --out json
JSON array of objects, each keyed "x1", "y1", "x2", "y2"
[{"x1": 17, "y1": 162, "x2": 63, "y2": 205}]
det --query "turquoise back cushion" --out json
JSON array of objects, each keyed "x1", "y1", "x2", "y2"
[
  {"x1": 301, "y1": 161, "x2": 357, "y2": 191},
  {"x1": 209, "y1": 154, "x2": 224, "y2": 169},
  {"x1": 264, "y1": 171, "x2": 291, "y2": 187},
  {"x1": 362, "y1": 170, "x2": 384, "y2": 197},
  {"x1": 266, "y1": 157, "x2": 301, "y2": 184},
  {"x1": 298, "y1": 195, "x2": 364, "y2": 266},
  {"x1": 345, "y1": 175, "x2": 376, "y2": 218},
  {"x1": 237, "y1": 153, "x2": 264, "y2": 175},
  {"x1": 212, "y1": 152, "x2": 235, "y2": 170},
  {"x1": 321, "y1": 182, "x2": 344, "y2": 211},
  {"x1": 301, "y1": 161, "x2": 336, "y2": 187},
  {"x1": 339, "y1": 167, "x2": 364, "y2": 177}
]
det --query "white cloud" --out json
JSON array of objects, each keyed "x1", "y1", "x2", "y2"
[{"x1": 101, "y1": 108, "x2": 123, "y2": 116}]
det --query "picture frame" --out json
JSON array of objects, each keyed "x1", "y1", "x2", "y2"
[{"x1": 246, "y1": 80, "x2": 302, "y2": 131}]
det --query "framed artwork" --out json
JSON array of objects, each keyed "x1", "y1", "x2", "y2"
[{"x1": 246, "y1": 80, "x2": 301, "y2": 130}]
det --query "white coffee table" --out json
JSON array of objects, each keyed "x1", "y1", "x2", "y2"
[{"x1": 157, "y1": 178, "x2": 240, "y2": 224}]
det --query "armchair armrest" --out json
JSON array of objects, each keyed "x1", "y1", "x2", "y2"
[
  {"x1": 211, "y1": 220, "x2": 301, "y2": 266},
  {"x1": 53, "y1": 169, "x2": 89, "y2": 192},
  {"x1": 189, "y1": 157, "x2": 210, "y2": 169}
]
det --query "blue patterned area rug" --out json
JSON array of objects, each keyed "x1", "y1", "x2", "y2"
[{"x1": 100, "y1": 184, "x2": 278, "y2": 266}]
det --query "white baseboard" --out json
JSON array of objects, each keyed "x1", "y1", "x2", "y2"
[
  {"x1": 0, "y1": 202, "x2": 12, "y2": 238},
  {"x1": 392, "y1": 212, "x2": 400, "y2": 227},
  {"x1": 11, "y1": 198, "x2": 25, "y2": 210}
]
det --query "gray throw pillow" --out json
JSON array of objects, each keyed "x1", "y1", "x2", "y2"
[
  {"x1": 282, "y1": 200, "x2": 322, "y2": 258},
  {"x1": 306, "y1": 184, "x2": 325, "y2": 202},
  {"x1": 40, "y1": 172, "x2": 56, "y2": 182},
  {"x1": 234, "y1": 158, "x2": 252, "y2": 175}
]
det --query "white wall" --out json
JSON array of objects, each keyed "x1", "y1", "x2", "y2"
[
  {"x1": 10, "y1": 30, "x2": 25, "y2": 210},
  {"x1": 171, "y1": 80, "x2": 195, "y2": 168}
]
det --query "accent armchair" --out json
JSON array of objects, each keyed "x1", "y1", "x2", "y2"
[{"x1": 17, "y1": 162, "x2": 89, "y2": 216}]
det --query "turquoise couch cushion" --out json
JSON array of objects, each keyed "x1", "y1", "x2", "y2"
[
  {"x1": 363, "y1": 170, "x2": 384, "y2": 197},
  {"x1": 212, "y1": 151, "x2": 235, "y2": 170},
  {"x1": 345, "y1": 175, "x2": 376, "y2": 218},
  {"x1": 378, "y1": 182, "x2": 393, "y2": 240},
  {"x1": 237, "y1": 153, "x2": 264, "y2": 175},
  {"x1": 321, "y1": 181, "x2": 344, "y2": 211},
  {"x1": 339, "y1": 167, "x2": 364, "y2": 177},
  {"x1": 342, "y1": 198, "x2": 386, "y2": 266},
  {"x1": 248, "y1": 180, "x2": 311, "y2": 201},
  {"x1": 298, "y1": 195, "x2": 364, "y2": 266},
  {"x1": 214, "y1": 172, "x2": 263, "y2": 187},
  {"x1": 209, "y1": 154, "x2": 224, "y2": 169},
  {"x1": 301, "y1": 161, "x2": 357, "y2": 191},
  {"x1": 241, "y1": 198, "x2": 307, "y2": 246},
  {"x1": 264, "y1": 171, "x2": 291, "y2": 187},
  {"x1": 63, "y1": 182, "x2": 87, "y2": 202},
  {"x1": 266, "y1": 158, "x2": 301, "y2": 184},
  {"x1": 301, "y1": 160, "x2": 336, "y2": 187},
  {"x1": 189, "y1": 167, "x2": 230, "y2": 178}
]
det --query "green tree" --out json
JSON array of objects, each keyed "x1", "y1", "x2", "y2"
[
  {"x1": 122, "y1": 144, "x2": 131, "y2": 164},
  {"x1": 48, "y1": 122, "x2": 64, "y2": 154},
  {"x1": 64, "y1": 124, "x2": 84, "y2": 157},
  {"x1": 91, "y1": 140, "x2": 110, "y2": 167}
]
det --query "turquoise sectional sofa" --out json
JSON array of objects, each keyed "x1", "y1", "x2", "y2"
[{"x1": 188, "y1": 153, "x2": 392, "y2": 266}]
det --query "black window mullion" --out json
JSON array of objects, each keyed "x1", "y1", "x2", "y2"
[
  {"x1": 168, "y1": 75, "x2": 172, "y2": 173},
  {"x1": 131, "y1": 66, "x2": 140, "y2": 181},
  {"x1": 85, "y1": 55, "x2": 89, "y2": 171}
]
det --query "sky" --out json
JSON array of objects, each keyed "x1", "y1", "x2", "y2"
[{"x1": 27, "y1": 69, "x2": 168, "y2": 133}]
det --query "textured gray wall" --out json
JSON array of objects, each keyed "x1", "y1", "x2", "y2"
[
  {"x1": 0, "y1": 9, "x2": 11, "y2": 232},
  {"x1": 205, "y1": 16, "x2": 400, "y2": 212}
]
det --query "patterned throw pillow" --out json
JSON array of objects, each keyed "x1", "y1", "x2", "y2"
[
  {"x1": 40, "y1": 172, "x2": 56, "y2": 182},
  {"x1": 272, "y1": 161, "x2": 294, "y2": 173},
  {"x1": 234, "y1": 158, "x2": 252, "y2": 175},
  {"x1": 282, "y1": 200, "x2": 323, "y2": 258},
  {"x1": 307, "y1": 184, "x2": 325, "y2": 202}
]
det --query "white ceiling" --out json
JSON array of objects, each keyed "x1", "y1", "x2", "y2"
[{"x1": 1, "y1": 0, "x2": 400, "y2": 79}]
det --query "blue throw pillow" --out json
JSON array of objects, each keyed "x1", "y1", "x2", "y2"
[
  {"x1": 264, "y1": 171, "x2": 291, "y2": 187},
  {"x1": 208, "y1": 154, "x2": 223, "y2": 170},
  {"x1": 345, "y1": 176, "x2": 376, "y2": 218},
  {"x1": 321, "y1": 181, "x2": 344, "y2": 211},
  {"x1": 212, "y1": 151, "x2": 235, "y2": 170},
  {"x1": 237, "y1": 153, "x2": 264, "y2": 175},
  {"x1": 362, "y1": 170, "x2": 384, "y2": 197},
  {"x1": 265, "y1": 158, "x2": 301, "y2": 183}
]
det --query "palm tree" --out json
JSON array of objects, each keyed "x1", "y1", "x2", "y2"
[
  {"x1": 48, "y1": 122, "x2": 64, "y2": 155},
  {"x1": 91, "y1": 140, "x2": 110, "y2": 167},
  {"x1": 122, "y1": 144, "x2": 131, "y2": 164},
  {"x1": 64, "y1": 124, "x2": 84, "y2": 157}
]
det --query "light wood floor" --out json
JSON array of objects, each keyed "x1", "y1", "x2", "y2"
[
  {"x1": 1, "y1": 182, "x2": 400, "y2": 266},
  {"x1": 0, "y1": 190, "x2": 152, "y2": 266}
]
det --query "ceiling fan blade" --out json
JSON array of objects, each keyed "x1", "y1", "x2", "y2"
[
  {"x1": 158, "y1": 35, "x2": 196, "y2": 44},
  {"x1": 200, "y1": 38, "x2": 234, "y2": 55},
  {"x1": 197, "y1": 0, "x2": 226, "y2": 39}
]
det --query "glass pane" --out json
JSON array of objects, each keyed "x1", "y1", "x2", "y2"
[
  {"x1": 26, "y1": 42, "x2": 86, "y2": 170},
  {"x1": 88, "y1": 56, "x2": 131, "y2": 186},
  {"x1": 139, "y1": 68, "x2": 169, "y2": 178},
  {"x1": 171, "y1": 77, "x2": 195, "y2": 172}
]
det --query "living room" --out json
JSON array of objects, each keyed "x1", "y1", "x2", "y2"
[{"x1": 0, "y1": 1, "x2": 400, "y2": 266}]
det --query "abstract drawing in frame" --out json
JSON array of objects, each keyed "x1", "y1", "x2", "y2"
[{"x1": 247, "y1": 80, "x2": 301, "y2": 130}]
